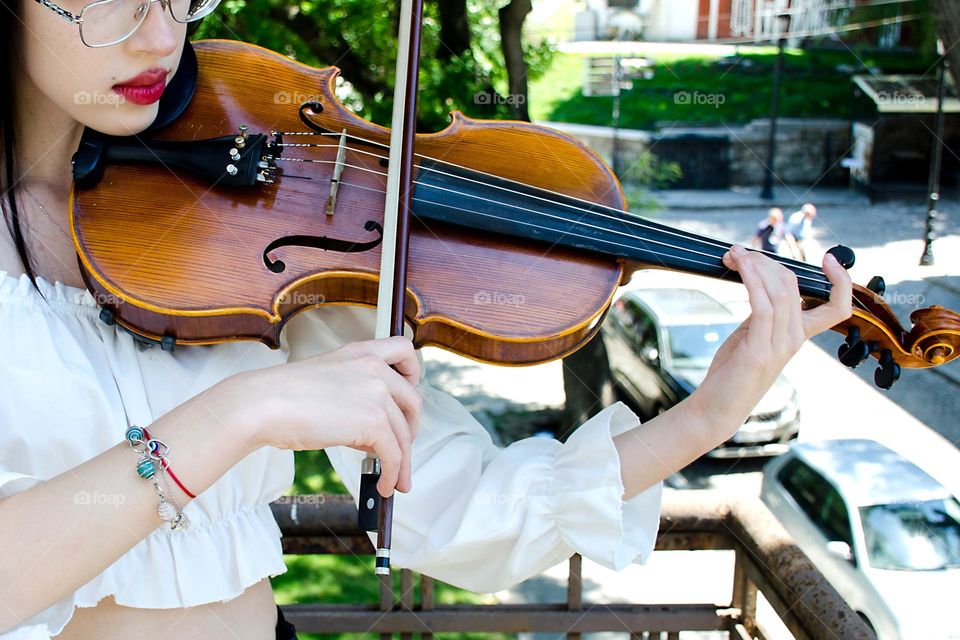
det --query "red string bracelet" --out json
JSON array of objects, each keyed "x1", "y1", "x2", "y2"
[{"x1": 142, "y1": 426, "x2": 197, "y2": 499}]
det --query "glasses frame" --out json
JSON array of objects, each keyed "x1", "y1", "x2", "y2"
[{"x1": 33, "y1": 0, "x2": 220, "y2": 48}]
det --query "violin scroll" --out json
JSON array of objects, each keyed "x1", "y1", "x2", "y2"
[{"x1": 824, "y1": 283, "x2": 960, "y2": 389}]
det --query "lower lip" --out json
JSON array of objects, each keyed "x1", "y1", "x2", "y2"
[{"x1": 111, "y1": 78, "x2": 166, "y2": 105}]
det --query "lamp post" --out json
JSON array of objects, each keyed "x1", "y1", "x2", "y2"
[
  {"x1": 612, "y1": 54, "x2": 623, "y2": 177},
  {"x1": 920, "y1": 39, "x2": 947, "y2": 266},
  {"x1": 609, "y1": 56, "x2": 651, "y2": 178},
  {"x1": 761, "y1": 13, "x2": 790, "y2": 200}
]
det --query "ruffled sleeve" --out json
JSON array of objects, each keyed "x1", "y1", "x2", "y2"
[{"x1": 281, "y1": 305, "x2": 663, "y2": 593}]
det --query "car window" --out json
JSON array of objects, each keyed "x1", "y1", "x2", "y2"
[
  {"x1": 860, "y1": 498, "x2": 960, "y2": 571},
  {"x1": 635, "y1": 311, "x2": 656, "y2": 351},
  {"x1": 778, "y1": 458, "x2": 822, "y2": 521},
  {"x1": 820, "y1": 487, "x2": 854, "y2": 547},
  {"x1": 778, "y1": 458, "x2": 853, "y2": 545},
  {"x1": 664, "y1": 322, "x2": 739, "y2": 368},
  {"x1": 611, "y1": 300, "x2": 636, "y2": 340}
]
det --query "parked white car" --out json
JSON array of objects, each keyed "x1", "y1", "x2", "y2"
[
  {"x1": 601, "y1": 287, "x2": 800, "y2": 457},
  {"x1": 761, "y1": 439, "x2": 960, "y2": 639}
]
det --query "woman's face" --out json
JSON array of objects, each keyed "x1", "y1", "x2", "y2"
[{"x1": 19, "y1": 0, "x2": 186, "y2": 136}]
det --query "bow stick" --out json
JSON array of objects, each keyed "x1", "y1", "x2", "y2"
[{"x1": 357, "y1": 0, "x2": 425, "y2": 577}]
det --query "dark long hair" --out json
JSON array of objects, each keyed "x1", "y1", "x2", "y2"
[{"x1": 1, "y1": 2, "x2": 46, "y2": 299}]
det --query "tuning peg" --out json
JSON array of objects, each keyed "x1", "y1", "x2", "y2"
[
  {"x1": 827, "y1": 245, "x2": 856, "y2": 270},
  {"x1": 229, "y1": 147, "x2": 241, "y2": 161},
  {"x1": 866, "y1": 276, "x2": 885, "y2": 296},
  {"x1": 837, "y1": 326, "x2": 876, "y2": 368},
  {"x1": 235, "y1": 125, "x2": 249, "y2": 149},
  {"x1": 874, "y1": 349, "x2": 900, "y2": 389}
]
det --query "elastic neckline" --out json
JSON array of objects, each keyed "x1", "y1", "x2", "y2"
[{"x1": 0, "y1": 270, "x2": 101, "y2": 314}]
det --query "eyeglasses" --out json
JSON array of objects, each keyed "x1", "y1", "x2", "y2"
[{"x1": 34, "y1": 0, "x2": 220, "y2": 48}]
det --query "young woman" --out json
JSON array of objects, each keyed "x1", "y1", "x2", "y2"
[{"x1": 0, "y1": 1, "x2": 853, "y2": 638}]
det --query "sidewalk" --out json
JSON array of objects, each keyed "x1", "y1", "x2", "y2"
[{"x1": 657, "y1": 192, "x2": 960, "y2": 438}]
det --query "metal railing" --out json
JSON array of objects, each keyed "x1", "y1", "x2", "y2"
[{"x1": 269, "y1": 490, "x2": 873, "y2": 639}]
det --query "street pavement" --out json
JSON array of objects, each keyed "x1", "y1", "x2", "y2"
[
  {"x1": 651, "y1": 187, "x2": 960, "y2": 449},
  {"x1": 423, "y1": 187, "x2": 960, "y2": 481},
  {"x1": 419, "y1": 187, "x2": 960, "y2": 639}
]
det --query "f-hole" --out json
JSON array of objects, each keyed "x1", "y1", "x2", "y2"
[{"x1": 263, "y1": 220, "x2": 384, "y2": 273}]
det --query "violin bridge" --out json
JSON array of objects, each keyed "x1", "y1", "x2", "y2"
[{"x1": 325, "y1": 128, "x2": 348, "y2": 216}]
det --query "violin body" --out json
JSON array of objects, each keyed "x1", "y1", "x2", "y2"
[
  {"x1": 71, "y1": 39, "x2": 960, "y2": 382},
  {"x1": 72, "y1": 39, "x2": 629, "y2": 364}
]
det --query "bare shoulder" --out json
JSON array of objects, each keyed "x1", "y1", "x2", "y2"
[{"x1": 0, "y1": 217, "x2": 25, "y2": 277}]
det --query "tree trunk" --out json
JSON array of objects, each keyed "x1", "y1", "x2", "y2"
[
  {"x1": 436, "y1": 0, "x2": 471, "y2": 60},
  {"x1": 498, "y1": 0, "x2": 532, "y2": 122},
  {"x1": 268, "y1": 6, "x2": 387, "y2": 100},
  {"x1": 930, "y1": 0, "x2": 960, "y2": 87},
  {"x1": 559, "y1": 330, "x2": 617, "y2": 442}
]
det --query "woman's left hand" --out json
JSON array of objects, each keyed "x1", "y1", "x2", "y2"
[{"x1": 687, "y1": 244, "x2": 853, "y2": 436}]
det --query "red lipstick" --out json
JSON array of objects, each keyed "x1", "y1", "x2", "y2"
[{"x1": 111, "y1": 67, "x2": 169, "y2": 105}]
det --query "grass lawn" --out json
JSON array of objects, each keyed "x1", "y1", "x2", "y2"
[{"x1": 529, "y1": 47, "x2": 938, "y2": 130}]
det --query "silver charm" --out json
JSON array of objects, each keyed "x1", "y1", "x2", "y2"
[{"x1": 158, "y1": 500, "x2": 177, "y2": 522}]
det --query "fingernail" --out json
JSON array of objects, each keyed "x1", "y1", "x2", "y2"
[
  {"x1": 732, "y1": 245, "x2": 746, "y2": 256},
  {"x1": 825, "y1": 253, "x2": 838, "y2": 265}
]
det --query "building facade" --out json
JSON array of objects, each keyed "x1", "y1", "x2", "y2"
[{"x1": 576, "y1": 0, "x2": 919, "y2": 47}]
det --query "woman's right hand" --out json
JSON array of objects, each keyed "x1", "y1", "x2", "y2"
[{"x1": 223, "y1": 335, "x2": 422, "y2": 497}]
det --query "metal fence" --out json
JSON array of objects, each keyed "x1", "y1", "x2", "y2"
[{"x1": 269, "y1": 490, "x2": 873, "y2": 639}]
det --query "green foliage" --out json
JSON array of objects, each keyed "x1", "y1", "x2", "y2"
[
  {"x1": 623, "y1": 151, "x2": 682, "y2": 189},
  {"x1": 192, "y1": 0, "x2": 554, "y2": 131},
  {"x1": 536, "y1": 47, "x2": 938, "y2": 130},
  {"x1": 274, "y1": 554, "x2": 512, "y2": 640},
  {"x1": 291, "y1": 449, "x2": 346, "y2": 495},
  {"x1": 611, "y1": 150, "x2": 682, "y2": 212}
]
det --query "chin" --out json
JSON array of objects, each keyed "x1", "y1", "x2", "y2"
[{"x1": 84, "y1": 104, "x2": 160, "y2": 137}]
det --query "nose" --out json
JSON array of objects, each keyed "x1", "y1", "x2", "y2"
[{"x1": 126, "y1": 0, "x2": 181, "y2": 58}]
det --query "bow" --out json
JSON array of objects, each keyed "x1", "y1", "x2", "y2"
[{"x1": 357, "y1": 0, "x2": 426, "y2": 577}]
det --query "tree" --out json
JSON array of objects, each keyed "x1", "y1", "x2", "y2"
[
  {"x1": 498, "y1": 0, "x2": 532, "y2": 122},
  {"x1": 193, "y1": 0, "x2": 553, "y2": 131},
  {"x1": 437, "y1": 0, "x2": 471, "y2": 61},
  {"x1": 931, "y1": 0, "x2": 960, "y2": 87}
]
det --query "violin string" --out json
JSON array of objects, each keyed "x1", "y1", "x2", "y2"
[
  {"x1": 276, "y1": 153, "x2": 836, "y2": 293},
  {"x1": 276, "y1": 139, "x2": 761, "y2": 262},
  {"x1": 411, "y1": 178, "x2": 837, "y2": 294},
  {"x1": 274, "y1": 134, "x2": 831, "y2": 284},
  {"x1": 343, "y1": 180, "x2": 874, "y2": 315},
  {"x1": 279, "y1": 132, "x2": 867, "y2": 311},
  {"x1": 401, "y1": 182, "x2": 867, "y2": 312},
  {"x1": 277, "y1": 160, "x2": 838, "y2": 303},
  {"x1": 275, "y1": 129, "x2": 830, "y2": 279}
]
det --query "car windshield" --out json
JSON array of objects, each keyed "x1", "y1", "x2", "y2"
[
  {"x1": 664, "y1": 323, "x2": 739, "y2": 367},
  {"x1": 860, "y1": 498, "x2": 960, "y2": 571}
]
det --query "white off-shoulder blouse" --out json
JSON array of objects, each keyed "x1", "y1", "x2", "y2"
[{"x1": 0, "y1": 270, "x2": 662, "y2": 640}]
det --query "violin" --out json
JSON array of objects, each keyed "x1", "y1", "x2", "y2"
[{"x1": 70, "y1": 38, "x2": 960, "y2": 392}]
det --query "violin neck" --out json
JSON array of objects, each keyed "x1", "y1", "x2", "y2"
[{"x1": 412, "y1": 160, "x2": 832, "y2": 301}]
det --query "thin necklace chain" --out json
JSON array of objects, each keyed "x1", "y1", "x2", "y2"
[{"x1": 20, "y1": 188, "x2": 73, "y2": 244}]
